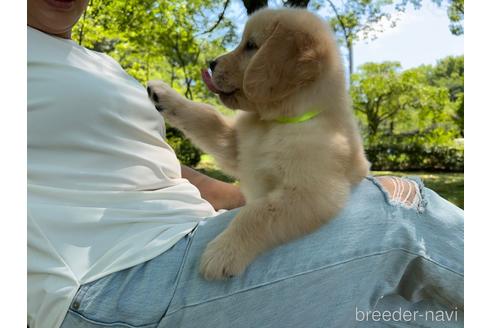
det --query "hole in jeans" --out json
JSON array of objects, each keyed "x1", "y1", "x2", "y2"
[{"x1": 375, "y1": 176, "x2": 422, "y2": 209}]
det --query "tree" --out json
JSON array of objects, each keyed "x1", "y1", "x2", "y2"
[
  {"x1": 427, "y1": 55, "x2": 464, "y2": 100},
  {"x1": 351, "y1": 62, "x2": 405, "y2": 139},
  {"x1": 397, "y1": 0, "x2": 464, "y2": 35},
  {"x1": 313, "y1": 0, "x2": 463, "y2": 80},
  {"x1": 242, "y1": 0, "x2": 310, "y2": 15},
  {"x1": 427, "y1": 56, "x2": 464, "y2": 136},
  {"x1": 323, "y1": 0, "x2": 395, "y2": 77},
  {"x1": 350, "y1": 61, "x2": 454, "y2": 145},
  {"x1": 239, "y1": 0, "x2": 463, "y2": 80},
  {"x1": 446, "y1": 0, "x2": 464, "y2": 35},
  {"x1": 283, "y1": 0, "x2": 311, "y2": 7},
  {"x1": 74, "y1": 0, "x2": 236, "y2": 91},
  {"x1": 242, "y1": 0, "x2": 268, "y2": 14}
]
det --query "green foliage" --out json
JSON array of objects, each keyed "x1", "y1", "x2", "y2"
[
  {"x1": 366, "y1": 143, "x2": 464, "y2": 171},
  {"x1": 311, "y1": 0, "x2": 395, "y2": 74},
  {"x1": 426, "y1": 55, "x2": 464, "y2": 136},
  {"x1": 426, "y1": 0, "x2": 464, "y2": 35},
  {"x1": 447, "y1": 0, "x2": 464, "y2": 35},
  {"x1": 73, "y1": 0, "x2": 237, "y2": 95},
  {"x1": 351, "y1": 61, "x2": 457, "y2": 146},
  {"x1": 166, "y1": 127, "x2": 202, "y2": 166},
  {"x1": 426, "y1": 55, "x2": 464, "y2": 99},
  {"x1": 351, "y1": 59, "x2": 463, "y2": 172}
]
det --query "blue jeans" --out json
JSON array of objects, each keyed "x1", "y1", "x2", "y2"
[{"x1": 61, "y1": 177, "x2": 464, "y2": 327}]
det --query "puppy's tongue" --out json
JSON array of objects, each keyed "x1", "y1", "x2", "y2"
[{"x1": 201, "y1": 68, "x2": 221, "y2": 94}]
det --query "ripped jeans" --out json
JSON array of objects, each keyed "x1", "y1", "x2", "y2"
[{"x1": 61, "y1": 176, "x2": 464, "y2": 328}]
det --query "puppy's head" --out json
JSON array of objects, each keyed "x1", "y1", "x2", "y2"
[{"x1": 202, "y1": 8, "x2": 338, "y2": 111}]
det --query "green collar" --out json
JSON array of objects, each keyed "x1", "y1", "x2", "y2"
[{"x1": 275, "y1": 108, "x2": 322, "y2": 124}]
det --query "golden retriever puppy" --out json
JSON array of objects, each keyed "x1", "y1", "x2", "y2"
[{"x1": 147, "y1": 8, "x2": 370, "y2": 280}]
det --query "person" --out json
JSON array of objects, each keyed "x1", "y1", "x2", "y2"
[{"x1": 27, "y1": 1, "x2": 464, "y2": 327}]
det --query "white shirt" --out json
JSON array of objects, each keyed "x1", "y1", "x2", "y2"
[{"x1": 27, "y1": 27, "x2": 217, "y2": 328}]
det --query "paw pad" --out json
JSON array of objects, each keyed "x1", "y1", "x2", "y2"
[
  {"x1": 152, "y1": 93, "x2": 159, "y2": 103},
  {"x1": 146, "y1": 86, "x2": 163, "y2": 112}
]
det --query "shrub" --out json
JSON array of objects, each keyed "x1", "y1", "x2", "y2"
[
  {"x1": 365, "y1": 143, "x2": 464, "y2": 172},
  {"x1": 165, "y1": 127, "x2": 202, "y2": 167}
]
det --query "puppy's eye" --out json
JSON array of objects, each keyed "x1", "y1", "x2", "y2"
[{"x1": 245, "y1": 40, "x2": 258, "y2": 51}]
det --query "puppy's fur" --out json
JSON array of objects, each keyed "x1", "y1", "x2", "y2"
[{"x1": 148, "y1": 8, "x2": 369, "y2": 280}]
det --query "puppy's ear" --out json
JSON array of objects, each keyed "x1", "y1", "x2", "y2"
[{"x1": 243, "y1": 23, "x2": 325, "y2": 103}]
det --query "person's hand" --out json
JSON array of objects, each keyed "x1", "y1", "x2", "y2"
[{"x1": 181, "y1": 165, "x2": 245, "y2": 211}]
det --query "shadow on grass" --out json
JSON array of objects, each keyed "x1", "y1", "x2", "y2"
[{"x1": 195, "y1": 167, "x2": 236, "y2": 183}]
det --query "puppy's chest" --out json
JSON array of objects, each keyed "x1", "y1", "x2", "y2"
[
  {"x1": 238, "y1": 128, "x2": 279, "y2": 170},
  {"x1": 235, "y1": 119, "x2": 292, "y2": 197}
]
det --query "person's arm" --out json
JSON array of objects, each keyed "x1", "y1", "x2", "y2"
[{"x1": 181, "y1": 165, "x2": 245, "y2": 211}]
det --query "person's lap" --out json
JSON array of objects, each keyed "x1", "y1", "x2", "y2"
[{"x1": 61, "y1": 177, "x2": 464, "y2": 328}]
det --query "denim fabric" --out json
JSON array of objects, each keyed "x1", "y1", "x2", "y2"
[{"x1": 60, "y1": 177, "x2": 464, "y2": 328}]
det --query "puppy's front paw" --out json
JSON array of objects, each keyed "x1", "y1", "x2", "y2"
[
  {"x1": 146, "y1": 80, "x2": 186, "y2": 116},
  {"x1": 200, "y1": 232, "x2": 255, "y2": 280}
]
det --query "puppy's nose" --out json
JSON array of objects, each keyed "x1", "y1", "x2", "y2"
[{"x1": 209, "y1": 60, "x2": 218, "y2": 72}]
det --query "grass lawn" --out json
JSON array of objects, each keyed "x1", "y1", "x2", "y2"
[{"x1": 196, "y1": 155, "x2": 464, "y2": 209}]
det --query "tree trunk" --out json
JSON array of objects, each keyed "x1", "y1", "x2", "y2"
[
  {"x1": 366, "y1": 110, "x2": 380, "y2": 139},
  {"x1": 185, "y1": 77, "x2": 193, "y2": 100},
  {"x1": 242, "y1": 0, "x2": 310, "y2": 14},
  {"x1": 348, "y1": 41, "x2": 354, "y2": 82},
  {"x1": 242, "y1": 0, "x2": 268, "y2": 15},
  {"x1": 285, "y1": 0, "x2": 310, "y2": 7},
  {"x1": 77, "y1": 8, "x2": 88, "y2": 45}
]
